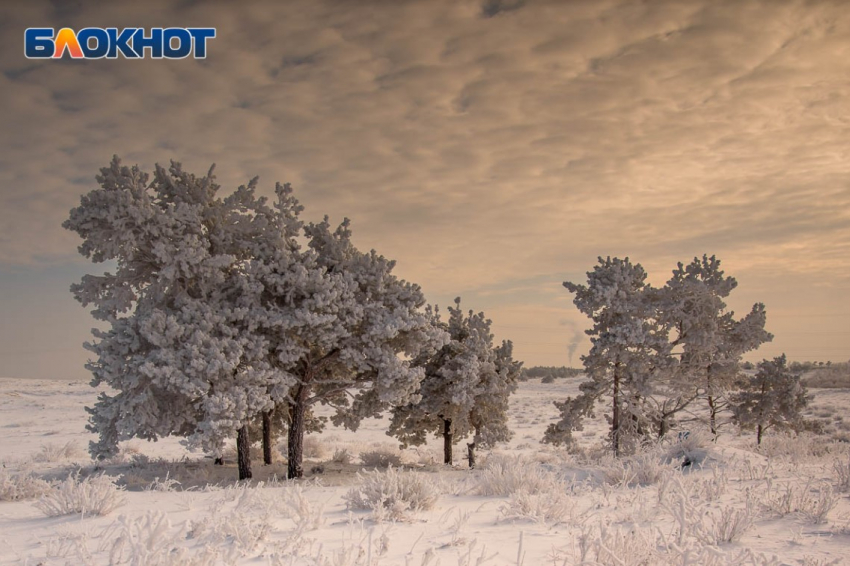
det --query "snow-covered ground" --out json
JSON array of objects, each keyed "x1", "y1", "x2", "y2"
[{"x1": 1, "y1": 377, "x2": 849, "y2": 565}]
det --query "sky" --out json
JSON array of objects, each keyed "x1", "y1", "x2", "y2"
[{"x1": 1, "y1": 0, "x2": 848, "y2": 380}]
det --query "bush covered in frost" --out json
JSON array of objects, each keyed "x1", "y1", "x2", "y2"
[
  {"x1": 343, "y1": 466, "x2": 439, "y2": 521},
  {"x1": 35, "y1": 472, "x2": 125, "y2": 517}
]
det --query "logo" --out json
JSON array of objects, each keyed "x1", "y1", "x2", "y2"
[{"x1": 24, "y1": 28, "x2": 216, "y2": 59}]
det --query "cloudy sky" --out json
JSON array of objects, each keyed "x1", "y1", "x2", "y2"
[{"x1": 1, "y1": 0, "x2": 848, "y2": 380}]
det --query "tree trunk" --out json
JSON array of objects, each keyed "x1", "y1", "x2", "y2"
[
  {"x1": 467, "y1": 442, "x2": 475, "y2": 469},
  {"x1": 757, "y1": 423, "x2": 763, "y2": 446},
  {"x1": 708, "y1": 395, "x2": 718, "y2": 437},
  {"x1": 237, "y1": 424, "x2": 252, "y2": 481},
  {"x1": 262, "y1": 410, "x2": 273, "y2": 465},
  {"x1": 612, "y1": 366, "x2": 621, "y2": 457},
  {"x1": 287, "y1": 385, "x2": 309, "y2": 479},
  {"x1": 443, "y1": 418, "x2": 453, "y2": 465}
]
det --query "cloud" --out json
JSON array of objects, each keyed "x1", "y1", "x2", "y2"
[{"x1": 1, "y1": 0, "x2": 848, "y2": 372}]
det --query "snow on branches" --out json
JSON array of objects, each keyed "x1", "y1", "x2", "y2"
[
  {"x1": 547, "y1": 255, "x2": 773, "y2": 455},
  {"x1": 65, "y1": 156, "x2": 446, "y2": 480},
  {"x1": 732, "y1": 355, "x2": 809, "y2": 445},
  {"x1": 388, "y1": 298, "x2": 521, "y2": 467}
]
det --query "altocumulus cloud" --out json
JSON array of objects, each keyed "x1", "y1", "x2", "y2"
[{"x1": 0, "y1": 0, "x2": 848, "y2": 373}]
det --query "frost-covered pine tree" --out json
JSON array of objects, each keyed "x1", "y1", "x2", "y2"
[
  {"x1": 545, "y1": 257, "x2": 670, "y2": 456},
  {"x1": 731, "y1": 354, "x2": 808, "y2": 445},
  {"x1": 659, "y1": 255, "x2": 773, "y2": 436},
  {"x1": 250, "y1": 213, "x2": 448, "y2": 479},
  {"x1": 467, "y1": 339, "x2": 522, "y2": 468},
  {"x1": 64, "y1": 157, "x2": 284, "y2": 480},
  {"x1": 388, "y1": 298, "x2": 520, "y2": 467}
]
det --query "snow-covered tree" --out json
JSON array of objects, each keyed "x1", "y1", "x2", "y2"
[
  {"x1": 388, "y1": 298, "x2": 520, "y2": 467},
  {"x1": 64, "y1": 156, "x2": 284, "y2": 480},
  {"x1": 66, "y1": 157, "x2": 446, "y2": 481},
  {"x1": 659, "y1": 255, "x2": 773, "y2": 436},
  {"x1": 545, "y1": 257, "x2": 671, "y2": 456},
  {"x1": 731, "y1": 354, "x2": 808, "y2": 445},
  {"x1": 251, "y1": 214, "x2": 448, "y2": 479},
  {"x1": 467, "y1": 339, "x2": 522, "y2": 468}
]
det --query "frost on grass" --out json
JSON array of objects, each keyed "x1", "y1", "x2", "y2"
[
  {"x1": 359, "y1": 445, "x2": 403, "y2": 468},
  {"x1": 470, "y1": 453, "x2": 581, "y2": 525},
  {"x1": 755, "y1": 479, "x2": 838, "y2": 524},
  {"x1": 660, "y1": 474, "x2": 755, "y2": 546},
  {"x1": 498, "y1": 489, "x2": 574, "y2": 525},
  {"x1": 601, "y1": 450, "x2": 674, "y2": 487},
  {"x1": 0, "y1": 468, "x2": 52, "y2": 501},
  {"x1": 33, "y1": 441, "x2": 86, "y2": 463},
  {"x1": 473, "y1": 454, "x2": 562, "y2": 496},
  {"x1": 108, "y1": 511, "x2": 225, "y2": 566},
  {"x1": 833, "y1": 452, "x2": 850, "y2": 492},
  {"x1": 35, "y1": 472, "x2": 125, "y2": 517},
  {"x1": 343, "y1": 466, "x2": 439, "y2": 522}
]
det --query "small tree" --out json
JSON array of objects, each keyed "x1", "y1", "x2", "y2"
[
  {"x1": 388, "y1": 298, "x2": 520, "y2": 467},
  {"x1": 467, "y1": 339, "x2": 522, "y2": 468},
  {"x1": 731, "y1": 354, "x2": 809, "y2": 445},
  {"x1": 546, "y1": 257, "x2": 670, "y2": 456}
]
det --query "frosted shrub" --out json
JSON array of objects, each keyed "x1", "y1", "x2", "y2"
[
  {"x1": 660, "y1": 474, "x2": 754, "y2": 546},
  {"x1": 498, "y1": 489, "x2": 573, "y2": 525},
  {"x1": 689, "y1": 467, "x2": 728, "y2": 502},
  {"x1": 694, "y1": 503, "x2": 755, "y2": 544},
  {"x1": 756, "y1": 432, "x2": 835, "y2": 460},
  {"x1": 603, "y1": 451, "x2": 672, "y2": 487},
  {"x1": 34, "y1": 441, "x2": 85, "y2": 463},
  {"x1": 359, "y1": 446, "x2": 403, "y2": 468},
  {"x1": 303, "y1": 436, "x2": 329, "y2": 460},
  {"x1": 145, "y1": 473, "x2": 181, "y2": 492},
  {"x1": 757, "y1": 479, "x2": 838, "y2": 524},
  {"x1": 281, "y1": 486, "x2": 326, "y2": 531},
  {"x1": 474, "y1": 454, "x2": 560, "y2": 496},
  {"x1": 186, "y1": 508, "x2": 271, "y2": 553},
  {"x1": 576, "y1": 525, "x2": 657, "y2": 566},
  {"x1": 35, "y1": 473, "x2": 125, "y2": 517},
  {"x1": 331, "y1": 447, "x2": 353, "y2": 464},
  {"x1": 107, "y1": 511, "x2": 224, "y2": 566},
  {"x1": 833, "y1": 454, "x2": 850, "y2": 492},
  {"x1": 343, "y1": 466, "x2": 438, "y2": 521},
  {"x1": 0, "y1": 469, "x2": 52, "y2": 501}
]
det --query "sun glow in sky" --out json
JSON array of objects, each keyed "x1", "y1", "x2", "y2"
[{"x1": 1, "y1": 0, "x2": 848, "y2": 379}]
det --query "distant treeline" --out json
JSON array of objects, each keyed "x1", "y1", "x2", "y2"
[
  {"x1": 520, "y1": 366, "x2": 584, "y2": 382},
  {"x1": 741, "y1": 359, "x2": 849, "y2": 389},
  {"x1": 741, "y1": 360, "x2": 847, "y2": 373}
]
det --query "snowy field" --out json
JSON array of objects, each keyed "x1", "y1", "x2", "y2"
[{"x1": 1, "y1": 377, "x2": 849, "y2": 565}]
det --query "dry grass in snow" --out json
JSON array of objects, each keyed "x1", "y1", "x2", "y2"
[{"x1": 2, "y1": 377, "x2": 850, "y2": 565}]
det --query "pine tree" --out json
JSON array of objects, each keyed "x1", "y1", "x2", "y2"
[
  {"x1": 388, "y1": 298, "x2": 520, "y2": 467},
  {"x1": 545, "y1": 257, "x2": 670, "y2": 456},
  {"x1": 467, "y1": 339, "x2": 522, "y2": 468},
  {"x1": 66, "y1": 157, "x2": 445, "y2": 481},
  {"x1": 732, "y1": 354, "x2": 809, "y2": 445},
  {"x1": 251, "y1": 214, "x2": 448, "y2": 479},
  {"x1": 659, "y1": 255, "x2": 773, "y2": 436},
  {"x1": 64, "y1": 157, "x2": 283, "y2": 480}
]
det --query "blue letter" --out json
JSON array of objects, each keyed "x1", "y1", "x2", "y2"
[
  {"x1": 163, "y1": 28, "x2": 191, "y2": 58},
  {"x1": 187, "y1": 28, "x2": 215, "y2": 59},
  {"x1": 25, "y1": 28, "x2": 54, "y2": 59},
  {"x1": 77, "y1": 28, "x2": 109, "y2": 58},
  {"x1": 107, "y1": 28, "x2": 137, "y2": 59},
  {"x1": 132, "y1": 28, "x2": 163, "y2": 58}
]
